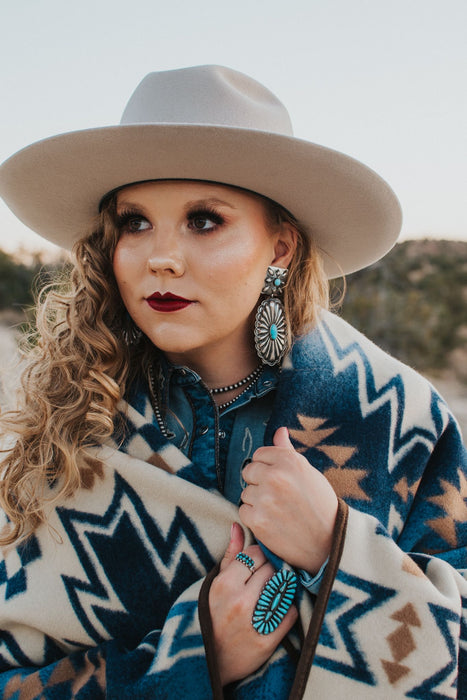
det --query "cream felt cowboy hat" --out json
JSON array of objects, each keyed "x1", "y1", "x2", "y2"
[{"x1": 0, "y1": 65, "x2": 402, "y2": 278}]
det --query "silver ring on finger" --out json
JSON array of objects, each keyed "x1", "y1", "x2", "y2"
[{"x1": 235, "y1": 551, "x2": 256, "y2": 573}]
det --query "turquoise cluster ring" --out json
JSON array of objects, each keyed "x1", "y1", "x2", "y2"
[
  {"x1": 235, "y1": 551, "x2": 256, "y2": 573},
  {"x1": 252, "y1": 569, "x2": 297, "y2": 635}
]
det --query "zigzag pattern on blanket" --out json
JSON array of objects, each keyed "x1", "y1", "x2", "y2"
[
  {"x1": 319, "y1": 317, "x2": 443, "y2": 473},
  {"x1": 56, "y1": 473, "x2": 216, "y2": 648},
  {"x1": 0, "y1": 534, "x2": 41, "y2": 600}
]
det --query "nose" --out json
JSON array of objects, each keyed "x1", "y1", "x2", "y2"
[{"x1": 147, "y1": 229, "x2": 185, "y2": 277}]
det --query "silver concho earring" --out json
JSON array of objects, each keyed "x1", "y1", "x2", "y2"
[{"x1": 254, "y1": 266, "x2": 289, "y2": 366}]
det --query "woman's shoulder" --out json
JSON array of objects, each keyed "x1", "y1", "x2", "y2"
[
  {"x1": 288, "y1": 310, "x2": 432, "y2": 391},
  {"x1": 269, "y1": 311, "x2": 465, "y2": 470},
  {"x1": 279, "y1": 310, "x2": 454, "y2": 438}
]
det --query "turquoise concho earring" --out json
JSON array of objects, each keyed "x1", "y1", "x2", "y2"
[{"x1": 254, "y1": 266, "x2": 289, "y2": 366}]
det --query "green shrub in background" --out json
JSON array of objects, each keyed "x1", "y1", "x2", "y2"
[
  {"x1": 337, "y1": 240, "x2": 467, "y2": 379},
  {"x1": 0, "y1": 250, "x2": 65, "y2": 314},
  {"x1": 0, "y1": 250, "x2": 37, "y2": 311}
]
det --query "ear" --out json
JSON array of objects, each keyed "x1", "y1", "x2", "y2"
[{"x1": 271, "y1": 222, "x2": 298, "y2": 268}]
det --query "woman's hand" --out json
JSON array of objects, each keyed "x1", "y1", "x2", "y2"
[
  {"x1": 209, "y1": 522, "x2": 297, "y2": 686},
  {"x1": 240, "y1": 427, "x2": 338, "y2": 574}
]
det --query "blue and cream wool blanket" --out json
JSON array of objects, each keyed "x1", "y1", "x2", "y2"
[{"x1": 0, "y1": 312, "x2": 466, "y2": 698}]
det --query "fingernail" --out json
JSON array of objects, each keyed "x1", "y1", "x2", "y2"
[{"x1": 230, "y1": 522, "x2": 235, "y2": 539}]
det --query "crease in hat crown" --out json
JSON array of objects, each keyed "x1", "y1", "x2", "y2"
[
  {"x1": 120, "y1": 65, "x2": 294, "y2": 134},
  {"x1": 0, "y1": 63, "x2": 402, "y2": 277}
]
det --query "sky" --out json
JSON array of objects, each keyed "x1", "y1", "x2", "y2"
[{"x1": 1, "y1": 0, "x2": 466, "y2": 258}]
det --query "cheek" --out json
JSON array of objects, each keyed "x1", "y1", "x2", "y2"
[
  {"x1": 112, "y1": 249, "x2": 137, "y2": 311},
  {"x1": 112, "y1": 243, "x2": 139, "y2": 288},
  {"x1": 199, "y1": 238, "x2": 271, "y2": 293},
  {"x1": 112, "y1": 244, "x2": 125, "y2": 284}
]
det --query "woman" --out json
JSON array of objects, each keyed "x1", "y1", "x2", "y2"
[{"x1": 0, "y1": 65, "x2": 465, "y2": 698}]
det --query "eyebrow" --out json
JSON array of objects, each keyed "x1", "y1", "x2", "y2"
[
  {"x1": 184, "y1": 197, "x2": 237, "y2": 210},
  {"x1": 115, "y1": 201, "x2": 144, "y2": 213},
  {"x1": 116, "y1": 196, "x2": 238, "y2": 213}
]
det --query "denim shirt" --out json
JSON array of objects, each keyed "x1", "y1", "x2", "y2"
[
  {"x1": 154, "y1": 355, "x2": 325, "y2": 593},
  {"x1": 154, "y1": 355, "x2": 277, "y2": 499}
]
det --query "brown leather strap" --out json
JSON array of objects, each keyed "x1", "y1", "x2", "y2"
[
  {"x1": 198, "y1": 562, "x2": 224, "y2": 699},
  {"x1": 289, "y1": 498, "x2": 349, "y2": 698}
]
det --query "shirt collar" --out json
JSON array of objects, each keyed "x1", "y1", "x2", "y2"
[{"x1": 155, "y1": 353, "x2": 280, "y2": 406}]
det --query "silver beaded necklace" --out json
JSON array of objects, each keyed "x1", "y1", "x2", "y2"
[
  {"x1": 148, "y1": 363, "x2": 173, "y2": 439},
  {"x1": 147, "y1": 362, "x2": 263, "y2": 436},
  {"x1": 210, "y1": 364, "x2": 263, "y2": 394},
  {"x1": 216, "y1": 367, "x2": 263, "y2": 410}
]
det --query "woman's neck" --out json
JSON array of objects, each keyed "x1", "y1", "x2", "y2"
[{"x1": 165, "y1": 337, "x2": 260, "y2": 400}]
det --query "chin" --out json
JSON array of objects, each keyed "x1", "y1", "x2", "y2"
[{"x1": 145, "y1": 331, "x2": 203, "y2": 357}]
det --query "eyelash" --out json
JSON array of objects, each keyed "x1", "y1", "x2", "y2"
[
  {"x1": 115, "y1": 208, "x2": 149, "y2": 234},
  {"x1": 187, "y1": 207, "x2": 225, "y2": 232}
]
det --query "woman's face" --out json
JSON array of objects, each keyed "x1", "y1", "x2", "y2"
[{"x1": 112, "y1": 180, "x2": 296, "y2": 367}]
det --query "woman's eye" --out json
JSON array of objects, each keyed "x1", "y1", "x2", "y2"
[
  {"x1": 188, "y1": 209, "x2": 224, "y2": 233},
  {"x1": 127, "y1": 216, "x2": 151, "y2": 232},
  {"x1": 191, "y1": 217, "x2": 215, "y2": 231},
  {"x1": 117, "y1": 214, "x2": 151, "y2": 234}
]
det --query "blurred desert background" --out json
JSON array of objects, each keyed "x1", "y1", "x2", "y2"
[{"x1": 1, "y1": 238, "x2": 466, "y2": 439}]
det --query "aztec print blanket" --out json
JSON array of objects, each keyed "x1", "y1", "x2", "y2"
[{"x1": 0, "y1": 311, "x2": 466, "y2": 699}]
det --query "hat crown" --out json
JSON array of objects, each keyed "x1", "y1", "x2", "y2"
[
  {"x1": 120, "y1": 65, "x2": 294, "y2": 136},
  {"x1": 0, "y1": 64, "x2": 401, "y2": 276}
]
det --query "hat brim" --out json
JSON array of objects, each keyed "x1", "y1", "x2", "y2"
[{"x1": 0, "y1": 124, "x2": 402, "y2": 278}]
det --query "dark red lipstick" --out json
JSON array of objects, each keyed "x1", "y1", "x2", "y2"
[{"x1": 146, "y1": 292, "x2": 193, "y2": 312}]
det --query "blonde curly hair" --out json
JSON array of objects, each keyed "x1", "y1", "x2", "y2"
[{"x1": 0, "y1": 187, "x2": 329, "y2": 545}]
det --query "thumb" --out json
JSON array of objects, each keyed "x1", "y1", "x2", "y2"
[
  {"x1": 220, "y1": 522, "x2": 245, "y2": 572},
  {"x1": 273, "y1": 426, "x2": 294, "y2": 450}
]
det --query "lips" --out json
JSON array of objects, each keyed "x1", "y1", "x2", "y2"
[{"x1": 146, "y1": 292, "x2": 193, "y2": 312}]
